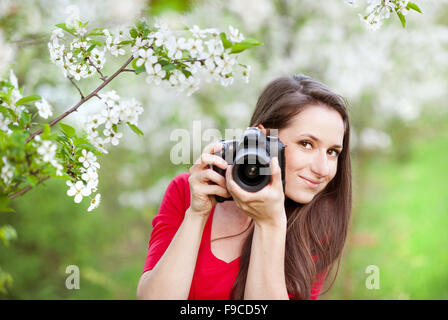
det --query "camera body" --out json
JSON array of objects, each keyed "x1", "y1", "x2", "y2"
[{"x1": 212, "y1": 127, "x2": 286, "y2": 202}]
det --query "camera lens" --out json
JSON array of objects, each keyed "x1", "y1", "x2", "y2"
[
  {"x1": 242, "y1": 164, "x2": 259, "y2": 182},
  {"x1": 237, "y1": 161, "x2": 269, "y2": 188}
]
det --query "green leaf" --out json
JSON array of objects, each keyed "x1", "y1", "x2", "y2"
[
  {"x1": 0, "y1": 196, "x2": 10, "y2": 210},
  {"x1": 131, "y1": 58, "x2": 146, "y2": 74},
  {"x1": 129, "y1": 28, "x2": 138, "y2": 38},
  {"x1": 396, "y1": 10, "x2": 406, "y2": 28},
  {"x1": 135, "y1": 66, "x2": 146, "y2": 74},
  {"x1": 87, "y1": 28, "x2": 105, "y2": 36},
  {"x1": 10, "y1": 130, "x2": 28, "y2": 145},
  {"x1": 0, "y1": 225, "x2": 17, "y2": 245},
  {"x1": 230, "y1": 38, "x2": 263, "y2": 54},
  {"x1": 42, "y1": 123, "x2": 51, "y2": 140},
  {"x1": 75, "y1": 143, "x2": 99, "y2": 154},
  {"x1": 16, "y1": 95, "x2": 42, "y2": 106},
  {"x1": 407, "y1": 2, "x2": 422, "y2": 13},
  {"x1": 162, "y1": 64, "x2": 176, "y2": 72},
  {"x1": 118, "y1": 40, "x2": 133, "y2": 46},
  {"x1": 127, "y1": 122, "x2": 144, "y2": 136},
  {"x1": 26, "y1": 175, "x2": 38, "y2": 187},
  {"x1": 181, "y1": 69, "x2": 192, "y2": 78},
  {"x1": 88, "y1": 39, "x2": 103, "y2": 47},
  {"x1": 56, "y1": 23, "x2": 76, "y2": 36},
  {"x1": 59, "y1": 123, "x2": 76, "y2": 138},
  {"x1": 220, "y1": 32, "x2": 232, "y2": 50},
  {"x1": 19, "y1": 111, "x2": 31, "y2": 128}
]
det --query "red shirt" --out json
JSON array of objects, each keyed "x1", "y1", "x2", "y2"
[{"x1": 142, "y1": 173, "x2": 326, "y2": 300}]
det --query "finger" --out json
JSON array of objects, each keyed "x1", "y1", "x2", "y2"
[
  {"x1": 204, "y1": 141, "x2": 224, "y2": 155},
  {"x1": 270, "y1": 157, "x2": 283, "y2": 188},
  {"x1": 199, "y1": 153, "x2": 228, "y2": 170},
  {"x1": 200, "y1": 184, "x2": 231, "y2": 199},
  {"x1": 199, "y1": 168, "x2": 228, "y2": 189},
  {"x1": 225, "y1": 166, "x2": 255, "y2": 202}
]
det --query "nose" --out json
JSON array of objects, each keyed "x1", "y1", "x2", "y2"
[{"x1": 310, "y1": 150, "x2": 330, "y2": 178}]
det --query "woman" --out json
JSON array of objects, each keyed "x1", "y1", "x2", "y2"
[{"x1": 137, "y1": 74, "x2": 352, "y2": 300}]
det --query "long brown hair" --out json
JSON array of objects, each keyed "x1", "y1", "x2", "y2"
[{"x1": 228, "y1": 74, "x2": 352, "y2": 299}]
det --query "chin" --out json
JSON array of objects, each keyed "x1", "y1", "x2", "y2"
[{"x1": 285, "y1": 189, "x2": 315, "y2": 204}]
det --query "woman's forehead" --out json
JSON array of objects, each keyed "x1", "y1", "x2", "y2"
[{"x1": 282, "y1": 105, "x2": 345, "y2": 143}]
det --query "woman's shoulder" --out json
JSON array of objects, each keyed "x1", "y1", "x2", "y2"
[
  {"x1": 172, "y1": 172, "x2": 190, "y2": 184},
  {"x1": 161, "y1": 172, "x2": 191, "y2": 212},
  {"x1": 169, "y1": 172, "x2": 190, "y2": 195}
]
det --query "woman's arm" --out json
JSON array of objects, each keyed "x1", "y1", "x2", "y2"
[
  {"x1": 244, "y1": 217, "x2": 290, "y2": 300},
  {"x1": 137, "y1": 208, "x2": 208, "y2": 300}
]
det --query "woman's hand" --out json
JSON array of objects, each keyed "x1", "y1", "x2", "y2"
[
  {"x1": 188, "y1": 142, "x2": 231, "y2": 218},
  {"x1": 225, "y1": 157, "x2": 286, "y2": 228}
]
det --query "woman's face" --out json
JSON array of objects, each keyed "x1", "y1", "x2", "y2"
[{"x1": 261, "y1": 104, "x2": 345, "y2": 204}]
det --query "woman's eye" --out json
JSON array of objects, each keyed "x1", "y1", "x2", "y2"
[
  {"x1": 328, "y1": 149, "x2": 340, "y2": 157},
  {"x1": 299, "y1": 141, "x2": 312, "y2": 149}
]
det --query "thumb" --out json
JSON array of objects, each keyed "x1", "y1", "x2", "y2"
[{"x1": 270, "y1": 157, "x2": 282, "y2": 186}]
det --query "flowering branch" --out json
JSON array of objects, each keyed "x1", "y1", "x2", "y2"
[
  {"x1": 86, "y1": 56, "x2": 107, "y2": 81},
  {"x1": 0, "y1": 12, "x2": 261, "y2": 214},
  {"x1": 25, "y1": 55, "x2": 134, "y2": 144},
  {"x1": 67, "y1": 76, "x2": 85, "y2": 99},
  {"x1": 344, "y1": 0, "x2": 422, "y2": 30},
  {"x1": 9, "y1": 176, "x2": 51, "y2": 200}
]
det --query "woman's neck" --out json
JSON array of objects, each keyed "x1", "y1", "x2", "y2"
[{"x1": 216, "y1": 200, "x2": 252, "y2": 228}]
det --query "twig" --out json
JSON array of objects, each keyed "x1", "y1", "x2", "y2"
[
  {"x1": 68, "y1": 76, "x2": 85, "y2": 100},
  {"x1": 25, "y1": 55, "x2": 134, "y2": 144},
  {"x1": 122, "y1": 69, "x2": 136, "y2": 73},
  {"x1": 87, "y1": 56, "x2": 107, "y2": 81},
  {"x1": 9, "y1": 176, "x2": 51, "y2": 199}
]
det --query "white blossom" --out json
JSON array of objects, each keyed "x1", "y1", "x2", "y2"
[
  {"x1": 88, "y1": 193, "x2": 101, "y2": 212},
  {"x1": 189, "y1": 25, "x2": 208, "y2": 39},
  {"x1": 117, "y1": 98, "x2": 144, "y2": 125},
  {"x1": 91, "y1": 137, "x2": 109, "y2": 154},
  {"x1": 81, "y1": 167, "x2": 99, "y2": 190},
  {"x1": 228, "y1": 26, "x2": 245, "y2": 43},
  {"x1": 183, "y1": 76, "x2": 201, "y2": 96},
  {"x1": 1, "y1": 156, "x2": 13, "y2": 185},
  {"x1": 101, "y1": 107, "x2": 120, "y2": 129},
  {"x1": 136, "y1": 48, "x2": 158, "y2": 67},
  {"x1": 105, "y1": 31, "x2": 126, "y2": 56},
  {"x1": 152, "y1": 22, "x2": 171, "y2": 47},
  {"x1": 78, "y1": 149, "x2": 100, "y2": 169},
  {"x1": 215, "y1": 52, "x2": 236, "y2": 75},
  {"x1": 242, "y1": 65, "x2": 251, "y2": 83},
  {"x1": 103, "y1": 128, "x2": 123, "y2": 146},
  {"x1": 50, "y1": 159, "x2": 64, "y2": 176},
  {"x1": 131, "y1": 37, "x2": 151, "y2": 58},
  {"x1": 90, "y1": 48, "x2": 106, "y2": 69},
  {"x1": 35, "y1": 98, "x2": 53, "y2": 119},
  {"x1": 66, "y1": 180, "x2": 91, "y2": 203},
  {"x1": 99, "y1": 90, "x2": 120, "y2": 107},
  {"x1": 145, "y1": 63, "x2": 166, "y2": 85},
  {"x1": 9, "y1": 69, "x2": 18, "y2": 88},
  {"x1": 37, "y1": 140, "x2": 57, "y2": 162},
  {"x1": 0, "y1": 113, "x2": 12, "y2": 134},
  {"x1": 50, "y1": 29, "x2": 65, "y2": 45},
  {"x1": 165, "y1": 36, "x2": 185, "y2": 60},
  {"x1": 186, "y1": 38, "x2": 204, "y2": 58}
]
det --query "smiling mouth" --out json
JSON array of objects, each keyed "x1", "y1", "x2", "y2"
[{"x1": 299, "y1": 176, "x2": 321, "y2": 188}]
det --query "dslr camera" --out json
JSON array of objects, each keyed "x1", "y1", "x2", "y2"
[{"x1": 212, "y1": 127, "x2": 286, "y2": 202}]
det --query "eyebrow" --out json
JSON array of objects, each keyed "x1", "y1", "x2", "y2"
[{"x1": 298, "y1": 134, "x2": 343, "y2": 149}]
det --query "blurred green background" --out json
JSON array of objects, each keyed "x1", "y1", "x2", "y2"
[{"x1": 1, "y1": 0, "x2": 447, "y2": 299}]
